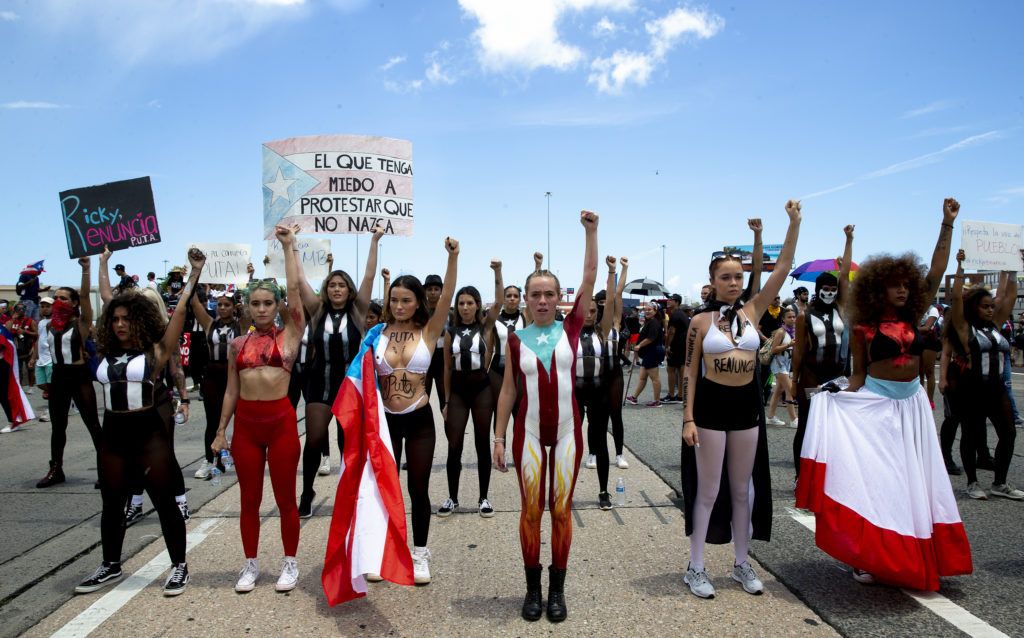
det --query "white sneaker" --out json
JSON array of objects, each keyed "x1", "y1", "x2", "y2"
[
  {"x1": 25, "y1": 387, "x2": 34, "y2": 395},
  {"x1": 966, "y1": 482, "x2": 988, "y2": 500},
  {"x1": 412, "y1": 547, "x2": 431, "y2": 584},
  {"x1": 585, "y1": 454, "x2": 597, "y2": 469},
  {"x1": 765, "y1": 416, "x2": 785, "y2": 426},
  {"x1": 275, "y1": 557, "x2": 298, "y2": 592},
  {"x1": 615, "y1": 454, "x2": 629, "y2": 469},
  {"x1": 989, "y1": 483, "x2": 1024, "y2": 500},
  {"x1": 851, "y1": 568, "x2": 875, "y2": 584},
  {"x1": 39, "y1": 410, "x2": 50, "y2": 422},
  {"x1": 732, "y1": 561, "x2": 764, "y2": 595},
  {"x1": 318, "y1": 455, "x2": 331, "y2": 476},
  {"x1": 787, "y1": 418, "x2": 799, "y2": 429},
  {"x1": 235, "y1": 558, "x2": 259, "y2": 593},
  {"x1": 194, "y1": 461, "x2": 212, "y2": 480},
  {"x1": 70, "y1": 404, "x2": 79, "y2": 415},
  {"x1": 1, "y1": 425, "x2": 22, "y2": 434},
  {"x1": 365, "y1": 572, "x2": 384, "y2": 582}
]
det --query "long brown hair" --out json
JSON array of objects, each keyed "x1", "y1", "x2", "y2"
[{"x1": 384, "y1": 275, "x2": 431, "y2": 326}]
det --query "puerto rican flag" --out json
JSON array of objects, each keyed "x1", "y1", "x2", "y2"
[
  {"x1": 323, "y1": 323, "x2": 413, "y2": 605},
  {"x1": 0, "y1": 325, "x2": 34, "y2": 426},
  {"x1": 20, "y1": 260, "x2": 45, "y2": 276}
]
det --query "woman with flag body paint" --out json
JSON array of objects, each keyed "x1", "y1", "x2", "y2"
[
  {"x1": 796, "y1": 198, "x2": 973, "y2": 590},
  {"x1": 37, "y1": 257, "x2": 103, "y2": 488},
  {"x1": 74, "y1": 248, "x2": 205, "y2": 597},
  {"x1": 294, "y1": 225, "x2": 383, "y2": 519},
  {"x1": 211, "y1": 224, "x2": 306, "y2": 594},
  {"x1": 370, "y1": 236, "x2": 459, "y2": 585},
  {"x1": 438, "y1": 260, "x2": 504, "y2": 518},
  {"x1": 681, "y1": 201, "x2": 802, "y2": 600},
  {"x1": 493, "y1": 210, "x2": 598, "y2": 623}
]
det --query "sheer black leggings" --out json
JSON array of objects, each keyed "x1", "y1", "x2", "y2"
[
  {"x1": 445, "y1": 370, "x2": 493, "y2": 502},
  {"x1": 100, "y1": 409, "x2": 186, "y2": 564},
  {"x1": 301, "y1": 401, "x2": 343, "y2": 497},
  {"x1": 48, "y1": 364, "x2": 101, "y2": 466},
  {"x1": 955, "y1": 378, "x2": 1016, "y2": 485},
  {"x1": 577, "y1": 377, "x2": 611, "y2": 493},
  {"x1": 605, "y1": 367, "x2": 625, "y2": 456},
  {"x1": 203, "y1": 363, "x2": 228, "y2": 463},
  {"x1": 387, "y1": 406, "x2": 435, "y2": 547},
  {"x1": 940, "y1": 365, "x2": 990, "y2": 466},
  {"x1": 132, "y1": 384, "x2": 185, "y2": 498},
  {"x1": 288, "y1": 364, "x2": 329, "y2": 458}
]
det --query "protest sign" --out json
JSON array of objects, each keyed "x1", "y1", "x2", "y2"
[
  {"x1": 187, "y1": 242, "x2": 251, "y2": 285},
  {"x1": 59, "y1": 176, "x2": 160, "y2": 258},
  {"x1": 961, "y1": 220, "x2": 1024, "y2": 271},
  {"x1": 266, "y1": 237, "x2": 332, "y2": 281},
  {"x1": 261, "y1": 135, "x2": 413, "y2": 240},
  {"x1": 180, "y1": 333, "x2": 191, "y2": 368}
]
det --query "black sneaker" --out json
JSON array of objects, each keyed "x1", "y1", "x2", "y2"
[
  {"x1": 660, "y1": 395, "x2": 673, "y2": 403},
  {"x1": 124, "y1": 503, "x2": 144, "y2": 527},
  {"x1": 598, "y1": 492, "x2": 613, "y2": 510},
  {"x1": 298, "y1": 490, "x2": 315, "y2": 519},
  {"x1": 75, "y1": 562, "x2": 123, "y2": 593},
  {"x1": 177, "y1": 501, "x2": 190, "y2": 524},
  {"x1": 436, "y1": 498, "x2": 458, "y2": 517},
  {"x1": 163, "y1": 563, "x2": 189, "y2": 596},
  {"x1": 664, "y1": 396, "x2": 682, "y2": 404}
]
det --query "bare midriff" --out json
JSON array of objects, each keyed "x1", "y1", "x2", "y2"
[
  {"x1": 867, "y1": 357, "x2": 919, "y2": 383},
  {"x1": 703, "y1": 348, "x2": 758, "y2": 386},
  {"x1": 379, "y1": 326, "x2": 429, "y2": 414},
  {"x1": 238, "y1": 367, "x2": 291, "y2": 401}
]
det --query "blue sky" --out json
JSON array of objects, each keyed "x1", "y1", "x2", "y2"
[{"x1": 2, "y1": 0, "x2": 1022, "y2": 304}]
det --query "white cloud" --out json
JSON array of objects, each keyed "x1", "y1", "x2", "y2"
[
  {"x1": 800, "y1": 182, "x2": 855, "y2": 200},
  {"x1": 861, "y1": 130, "x2": 1001, "y2": 179},
  {"x1": 900, "y1": 99, "x2": 956, "y2": 119},
  {"x1": 384, "y1": 79, "x2": 423, "y2": 94},
  {"x1": 147, "y1": 99, "x2": 162, "y2": 109},
  {"x1": 588, "y1": 50, "x2": 653, "y2": 94},
  {"x1": 646, "y1": 6, "x2": 724, "y2": 58},
  {"x1": 458, "y1": 0, "x2": 635, "y2": 72},
  {"x1": 1, "y1": 10, "x2": 19, "y2": 21},
  {"x1": 1, "y1": 101, "x2": 65, "y2": 109},
  {"x1": 31, "y1": 0, "x2": 309, "y2": 65},
  {"x1": 589, "y1": 7, "x2": 723, "y2": 94},
  {"x1": 380, "y1": 55, "x2": 406, "y2": 71},
  {"x1": 593, "y1": 17, "x2": 618, "y2": 36}
]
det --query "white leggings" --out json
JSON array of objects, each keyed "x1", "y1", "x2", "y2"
[{"x1": 689, "y1": 427, "x2": 759, "y2": 570}]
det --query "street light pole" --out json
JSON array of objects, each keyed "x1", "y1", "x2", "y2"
[
  {"x1": 661, "y1": 244, "x2": 666, "y2": 285},
  {"x1": 545, "y1": 192, "x2": 552, "y2": 271},
  {"x1": 162, "y1": 260, "x2": 169, "y2": 276}
]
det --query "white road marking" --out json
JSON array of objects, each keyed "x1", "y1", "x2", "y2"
[
  {"x1": 51, "y1": 518, "x2": 221, "y2": 638},
  {"x1": 787, "y1": 509, "x2": 1010, "y2": 638}
]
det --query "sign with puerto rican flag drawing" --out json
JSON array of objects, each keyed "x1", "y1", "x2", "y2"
[{"x1": 262, "y1": 135, "x2": 413, "y2": 240}]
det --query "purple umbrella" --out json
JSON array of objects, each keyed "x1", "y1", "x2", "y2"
[{"x1": 789, "y1": 259, "x2": 858, "y2": 282}]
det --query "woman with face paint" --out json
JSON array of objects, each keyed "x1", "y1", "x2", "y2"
[
  {"x1": 790, "y1": 225, "x2": 853, "y2": 477},
  {"x1": 490, "y1": 283, "x2": 525, "y2": 431},
  {"x1": 946, "y1": 248, "x2": 1022, "y2": 501},
  {"x1": 796, "y1": 199, "x2": 972, "y2": 590},
  {"x1": 681, "y1": 201, "x2": 801, "y2": 599},
  {"x1": 493, "y1": 211, "x2": 598, "y2": 622},
  {"x1": 37, "y1": 257, "x2": 103, "y2": 488}
]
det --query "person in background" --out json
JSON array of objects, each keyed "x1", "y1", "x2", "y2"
[
  {"x1": 997, "y1": 316, "x2": 1022, "y2": 426},
  {"x1": 424, "y1": 273, "x2": 449, "y2": 412},
  {"x1": 919, "y1": 300, "x2": 942, "y2": 409},
  {"x1": 29, "y1": 297, "x2": 54, "y2": 420},
  {"x1": 7, "y1": 302, "x2": 38, "y2": 394},
  {"x1": 0, "y1": 301, "x2": 11, "y2": 326},
  {"x1": 663, "y1": 294, "x2": 689, "y2": 404},
  {"x1": 699, "y1": 285, "x2": 712, "y2": 306},
  {"x1": 163, "y1": 267, "x2": 185, "y2": 308},
  {"x1": 146, "y1": 272, "x2": 159, "y2": 291},
  {"x1": 112, "y1": 264, "x2": 137, "y2": 296},
  {"x1": 789, "y1": 287, "x2": 809, "y2": 316},
  {"x1": 16, "y1": 260, "x2": 49, "y2": 321},
  {"x1": 764, "y1": 308, "x2": 798, "y2": 426},
  {"x1": 625, "y1": 302, "x2": 666, "y2": 407}
]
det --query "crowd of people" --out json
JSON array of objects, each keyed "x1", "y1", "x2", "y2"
[{"x1": 1, "y1": 199, "x2": 1022, "y2": 621}]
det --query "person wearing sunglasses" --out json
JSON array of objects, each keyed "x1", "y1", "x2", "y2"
[{"x1": 680, "y1": 201, "x2": 802, "y2": 599}]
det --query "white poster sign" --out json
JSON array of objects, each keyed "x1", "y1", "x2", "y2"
[
  {"x1": 187, "y1": 242, "x2": 251, "y2": 285},
  {"x1": 961, "y1": 220, "x2": 1024, "y2": 271},
  {"x1": 266, "y1": 237, "x2": 332, "y2": 281}
]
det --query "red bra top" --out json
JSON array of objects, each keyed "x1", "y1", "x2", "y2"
[
  {"x1": 236, "y1": 326, "x2": 290, "y2": 372},
  {"x1": 854, "y1": 315, "x2": 925, "y2": 367}
]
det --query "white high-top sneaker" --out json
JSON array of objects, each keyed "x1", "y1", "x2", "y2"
[
  {"x1": 412, "y1": 547, "x2": 431, "y2": 585},
  {"x1": 276, "y1": 557, "x2": 298, "y2": 592},
  {"x1": 235, "y1": 558, "x2": 259, "y2": 593}
]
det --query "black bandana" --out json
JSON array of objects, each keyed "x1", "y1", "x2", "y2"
[{"x1": 699, "y1": 299, "x2": 746, "y2": 337}]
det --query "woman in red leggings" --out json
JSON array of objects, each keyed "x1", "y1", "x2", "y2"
[{"x1": 212, "y1": 225, "x2": 305, "y2": 594}]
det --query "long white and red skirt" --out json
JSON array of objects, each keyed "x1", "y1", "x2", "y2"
[{"x1": 795, "y1": 377, "x2": 972, "y2": 591}]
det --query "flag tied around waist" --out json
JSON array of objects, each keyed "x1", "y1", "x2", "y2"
[
  {"x1": 323, "y1": 322, "x2": 413, "y2": 605},
  {"x1": 0, "y1": 325, "x2": 34, "y2": 426}
]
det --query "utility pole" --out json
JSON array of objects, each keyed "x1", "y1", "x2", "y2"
[
  {"x1": 661, "y1": 244, "x2": 666, "y2": 285},
  {"x1": 545, "y1": 192, "x2": 552, "y2": 271},
  {"x1": 163, "y1": 260, "x2": 169, "y2": 276}
]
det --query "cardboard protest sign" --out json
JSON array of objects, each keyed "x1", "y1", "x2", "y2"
[
  {"x1": 187, "y1": 242, "x2": 251, "y2": 285},
  {"x1": 266, "y1": 237, "x2": 332, "y2": 281},
  {"x1": 961, "y1": 220, "x2": 1024, "y2": 271},
  {"x1": 261, "y1": 135, "x2": 412, "y2": 240},
  {"x1": 59, "y1": 176, "x2": 160, "y2": 258}
]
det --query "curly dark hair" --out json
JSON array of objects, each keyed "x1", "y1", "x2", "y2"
[
  {"x1": 96, "y1": 291, "x2": 167, "y2": 357},
  {"x1": 848, "y1": 252, "x2": 930, "y2": 327}
]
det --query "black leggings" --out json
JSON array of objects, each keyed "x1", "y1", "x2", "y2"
[
  {"x1": 132, "y1": 384, "x2": 185, "y2": 498},
  {"x1": 445, "y1": 370, "x2": 493, "y2": 502},
  {"x1": 940, "y1": 365, "x2": 990, "y2": 466},
  {"x1": 605, "y1": 367, "x2": 625, "y2": 455},
  {"x1": 289, "y1": 364, "x2": 330, "y2": 461},
  {"x1": 187, "y1": 332, "x2": 207, "y2": 390},
  {"x1": 577, "y1": 377, "x2": 611, "y2": 493},
  {"x1": 0, "y1": 359, "x2": 13, "y2": 423},
  {"x1": 301, "y1": 400, "x2": 343, "y2": 498},
  {"x1": 387, "y1": 405, "x2": 435, "y2": 547},
  {"x1": 955, "y1": 377, "x2": 1016, "y2": 485},
  {"x1": 48, "y1": 364, "x2": 102, "y2": 467},
  {"x1": 100, "y1": 409, "x2": 186, "y2": 564},
  {"x1": 793, "y1": 362, "x2": 843, "y2": 476},
  {"x1": 203, "y1": 363, "x2": 228, "y2": 463},
  {"x1": 427, "y1": 349, "x2": 446, "y2": 411}
]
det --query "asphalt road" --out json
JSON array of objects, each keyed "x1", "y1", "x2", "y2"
[
  {"x1": 2, "y1": 367, "x2": 1022, "y2": 638},
  {"x1": 621, "y1": 365, "x2": 1024, "y2": 638}
]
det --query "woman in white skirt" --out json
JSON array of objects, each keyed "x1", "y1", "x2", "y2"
[
  {"x1": 795, "y1": 198, "x2": 972, "y2": 590},
  {"x1": 765, "y1": 308, "x2": 797, "y2": 426}
]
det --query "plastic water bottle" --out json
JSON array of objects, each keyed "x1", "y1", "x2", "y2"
[
  {"x1": 615, "y1": 477, "x2": 626, "y2": 507},
  {"x1": 211, "y1": 467, "x2": 222, "y2": 487},
  {"x1": 220, "y1": 449, "x2": 233, "y2": 471}
]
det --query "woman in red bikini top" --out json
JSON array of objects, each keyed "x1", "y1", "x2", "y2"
[{"x1": 211, "y1": 224, "x2": 307, "y2": 595}]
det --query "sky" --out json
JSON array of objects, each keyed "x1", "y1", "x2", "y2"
[{"x1": 2, "y1": 0, "x2": 1022, "y2": 305}]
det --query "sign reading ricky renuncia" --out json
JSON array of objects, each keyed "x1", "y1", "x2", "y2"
[{"x1": 261, "y1": 135, "x2": 413, "y2": 239}]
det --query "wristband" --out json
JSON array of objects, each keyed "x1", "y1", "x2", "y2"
[
  {"x1": 683, "y1": 419, "x2": 694, "y2": 424},
  {"x1": 493, "y1": 438, "x2": 505, "y2": 444},
  {"x1": 942, "y1": 223, "x2": 954, "y2": 229},
  {"x1": 180, "y1": 399, "x2": 191, "y2": 405}
]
